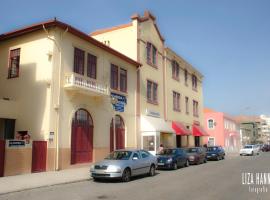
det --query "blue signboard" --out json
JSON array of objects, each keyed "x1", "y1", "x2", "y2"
[{"x1": 111, "y1": 93, "x2": 127, "y2": 112}]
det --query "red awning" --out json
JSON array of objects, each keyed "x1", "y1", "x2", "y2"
[
  {"x1": 192, "y1": 125, "x2": 209, "y2": 136},
  {"x1": 172, "y1": 121, "x2": 191, "y2": 135}
]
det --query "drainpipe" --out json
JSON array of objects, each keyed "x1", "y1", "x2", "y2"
[{"x1": 43, "y1": 24, "x2": 68, "y2": 171}]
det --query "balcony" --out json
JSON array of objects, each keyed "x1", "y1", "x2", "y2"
[{"x1": 64, "y1": 73, "x2": 109, "y2": 96}]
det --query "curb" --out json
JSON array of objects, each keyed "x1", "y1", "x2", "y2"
[{"x1": 0, "y1": 178, "x2": 91, "y2": 196}]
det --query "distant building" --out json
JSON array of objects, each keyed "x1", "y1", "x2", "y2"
[
  {"x1": 234, "y1": 115, "x2": 265, "y2": 145},
  {"x1": 260, "y1": 115, "x2": 270, "y2": 144},
  {"x1": 204, "y1": 108, "x2": 241, "y2": 152}
]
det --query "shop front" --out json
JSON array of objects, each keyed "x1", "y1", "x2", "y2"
[
  {"x1": 172, "y1": 121, "x2": 191, "y2": 147},
  {"x1": 141, "y1": 116, "x2": 175, "y2": 155},
  {"x1": 192, "y1": 124, "x2": 209, "y2": 147}
]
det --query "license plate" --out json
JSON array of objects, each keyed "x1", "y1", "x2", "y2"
[{"x1": 158, "y1": 163, "x2": 165, "y2": 166}]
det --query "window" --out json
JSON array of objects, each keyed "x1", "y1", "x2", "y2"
[
  {"x1": 74, "y1": 48, "x2": 85, "y2": 75},
  {"x1": 172, "y1": 60, "x2": 180, "y2": 80},
  {"x1": 185, "y1": 96, "x2": 189, "y2": 114},
  {"x1": 147, "y1": 80, "x2": 158, "y2": 104},
  {"x1": 184, "y1": 69, "x2": 188, "y2": 85},
  {"x1": 192, "y1": 74, "x2": 197, "y2": 90},
  {"x1": 193, "y1": 100, "x2": 199, "y2": 117},
  {"x1": 110, "y1": 64, "x2": 118, "y2": 90},
  {"x1": 110, "y1": 64, "x2": 128, "y2": 93},
  {"x1": 87, "y1": 53, "x2": 97, "y2": 79},
  {"x1": 8, "y1": 48, "x2": 20, "y2": 78},
  {"x1": 132, "y1": 152, "x2": 140, "y2": 160},
  {"x1": 120, "y1": 68, "x2": 127, "y2": 92},
  {"x1": 208, "y1": 119, "x2": 214, "y2": 129},
  {"x1": 140, "y1": 150, "x2": 150, "y2": 158},
  {"x1": 142, "y1": 136, "x2": 155, "y2": 151},
  {"x1": 146, "y1": 42, "x2": 158, "y2": 66},
  {"x1": 173, "y1": 91, "x2": 180, "y2": 111}
]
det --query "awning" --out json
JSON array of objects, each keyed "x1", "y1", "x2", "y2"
[
  {"x1": 140, "y1": 116, "x2": 174, "y2": 133},
  {"x1": 192, "y1": 125, "x2": 209, "y2": 136},
  {"x1": 172, "y1": 121, "x2": 191, "y2": 135}
]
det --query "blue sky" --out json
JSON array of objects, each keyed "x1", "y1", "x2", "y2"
[{"x1": 1, "y1": 0, "x2": 269, "y2": 116}]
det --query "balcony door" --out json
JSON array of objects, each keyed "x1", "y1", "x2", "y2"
[{"x1": 71, "y1": 109, "x2": 93, "y2": 164}]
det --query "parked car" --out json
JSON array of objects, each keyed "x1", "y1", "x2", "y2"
[
  {"x1": 240, "y1": 145, "x2": 260, "y2": 156},
  {"x1": 206, "y1": 146, "x2": 225, "y2": 161},
  {"x1": 156, "y1": 148, "x2": 189, "y2": 170},
  {"x1": 261, "y1": 144, "x2": 270, "y2": 152},
  {"x1": 186, "y1": 147, "x2": 207, "y2": 165},
  {"x1": 90, "y1": 149, "x2": 157, "y2": 182}
]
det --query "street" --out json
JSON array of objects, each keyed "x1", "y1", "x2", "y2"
[{"x1": 1, "y1": 153, "x2": 269, "y2": 200}]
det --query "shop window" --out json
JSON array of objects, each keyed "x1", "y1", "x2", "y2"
[
  {"x1": 143, "y1": 136, "x2": 155, "y2": 151},
  {"x1": 74, "y1": 48, "x2": 85, "y2": 75},
  {"x1": 195, "y1": 136, "x2": 200, "y2": 147},
  {"x1": 8, "y1": 48, "x2": 20, "y2": 78},
  {"x1": 87, "y1": 53, "x2": 97, "y2": 79}
]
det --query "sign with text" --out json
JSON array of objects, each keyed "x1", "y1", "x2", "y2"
[{"x1": 111, "y1": 93, "x2": 127, "y2": 112}]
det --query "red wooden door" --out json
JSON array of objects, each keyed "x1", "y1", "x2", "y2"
[
  {"x1": 116, "y1": 128, "x2": 125, "y2": 150},
  {"x1": 110, "y1": 119, "x2": 114, "y2": 152},
  {"x1": 0, "y1": 140, "x2": 5, "y2": 177},
  {"x1": 71, "y1": 109, "x2": 93, "y2": 164},
  {"x1": 32, "y1": 141, "x2": 47, "y2": 173}
]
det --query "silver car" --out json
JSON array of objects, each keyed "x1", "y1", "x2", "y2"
[{"x1": 90, "y1": 149, "x2": 157, "y2": 182}]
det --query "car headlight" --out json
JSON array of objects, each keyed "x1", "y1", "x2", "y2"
[
  {"x1": 90, "y1": 165, "x2": 95, "y2": 172},
  {"x1": 189, "y1": 155, "x2": 195, "y2": 159},
  {"x1": 211, "y1": 154, "x2": 216, "y2": 156},
  {"x1": 106, "y1": 165, "x2": 121, "y2": 173},
  {"x1": 166, "y1": 158, "x2": 173, "y2": 163}
]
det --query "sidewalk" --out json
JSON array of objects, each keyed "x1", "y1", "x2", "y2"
[{"x1": 0, "y1": 167, "x2": 90, "y2": 195}]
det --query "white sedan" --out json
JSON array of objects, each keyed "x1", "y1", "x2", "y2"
[{"x1": 240, "y1": 145, "x2": 260, "y2": 156}]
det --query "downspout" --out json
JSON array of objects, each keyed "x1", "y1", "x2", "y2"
[
  {"x1": 163, "y1": 47, "x2": 167, "y2": 121},
  {"x1": 43, "y1": 24, "x2": 68, "y2": 171}
]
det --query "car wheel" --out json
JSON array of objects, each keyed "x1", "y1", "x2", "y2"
[
  {"x1": 149, "y1": 165, "x2": 156, "y2": 177},
  {"x1": 216, "y1": 156, "x2": 220, "y2": 161},
  {"x1": 185, "y1": 160, "x2": 189, "y2": 167},
  {"x1": 251, "y1": 151, "x2": 254, "y2": 156},
  {"x1": 222, "y1": 156, "x2": 225, "y2": 160},
  {"x1": 172, "y1": 162, "x2": 178, "y2": 170},
  {"x1": 204, "y1": 158, "x2": 207, "y2": 163},
  {"x1": 93, "y1": 177, "x2": 99, "y2": 182},
  {"x1": 122, "y1": 168, "x2": 131, "y2": 182}
]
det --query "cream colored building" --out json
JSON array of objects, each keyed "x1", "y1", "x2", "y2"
[
  {"x1": 0, "y1": 20, "x2": 140, "y2": 176},
  {"x1": 92, "y1": 11, "x2": 206, "y2": 154}
]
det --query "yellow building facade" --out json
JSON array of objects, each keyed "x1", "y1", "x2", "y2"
[
  {"x1": 0, "y1": 20, "x2": 140, "y2": 176},
  {"x1": 92, "y1": 11, "x2": 206, "y2": 154}
]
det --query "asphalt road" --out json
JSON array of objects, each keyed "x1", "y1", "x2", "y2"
[{"x1": 1, "y1": 153, "x2": 270, "y2": 200}]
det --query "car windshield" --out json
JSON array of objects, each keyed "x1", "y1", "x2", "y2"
[
  {"x1": 207, "y1": 147, "x2": 217, "y2": 151},
  {"x1": 159, "y1": 149, "x2": 177, "y2": 155},
  {"x1": 186, "y1": 148, "x2": 198, "y2": 153},
  {"x1": 244, "y1": 145, "x2": 253, "y2": 149},
  {"x1": 105, "y1": 151, "x2": 132, "y2": 160}
]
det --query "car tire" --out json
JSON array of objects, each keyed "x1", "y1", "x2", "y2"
[
  {"x1": 149, "y1": 164, "x2": 156, "y2": 177},
  {"x1": 222, "y1": 156, "x2": 225, "y2": 160},
  {"x1": 216, "y1": 156, "x2": 220, "y2": 161},
  {"x1": 251, "y1": 151, "x2": 254, "y2": 156},
  {"x1": 93, "y1": 177, "x2": 99, "y2": 182},
  {"x1": 172, "y1": 162, "x2": 178, "y2": 170},
  {"x1": 122, "y1": 168, "x2": 131, "y2": 182},
  {"x1": 185, "y1": 160, "x2": 189, "y2": 167},
  {"x1": 204, "y1": 158, "x2": 207, "y2": 163}
]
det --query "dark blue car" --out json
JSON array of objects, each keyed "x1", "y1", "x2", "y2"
[
  {"x1": 157, "y1": 148, "x2": 189, "y2": 170},
  {"x1": 206, "y1": 146, "x2": 225, "y2": 161}
]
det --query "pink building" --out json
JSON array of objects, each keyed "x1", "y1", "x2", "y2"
[{"x1": 204, "y1": 108, "x2": 241, "y2": 152}]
